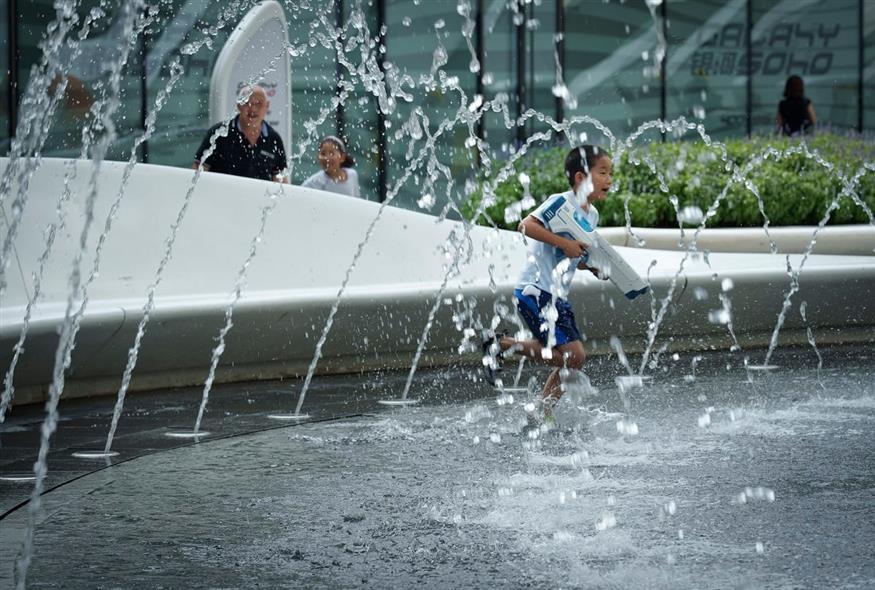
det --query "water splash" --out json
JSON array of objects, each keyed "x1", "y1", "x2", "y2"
[
  {"x1": 294, "y1": 107, "x2": 470, "y2": 415},
  {"x1": 634, "y1": 137, "x2": 864, "y2": 376},
  {"x1": 15, "y1": 3, "x2": 146, "y2": 585},
  {"x1": 400, "y1": 225, "x2": 469, "y2": 400},
  {"x1": 763, "y1": 160, "x2": 873, "y2": 366},
  {"x1": 100, "y1": 12, "x2": 312, "y2": 449},
  {"x1": 192, "y1": 188, "x2": 282, "y2": 435},
  {"x1": 799, "y1": 300, "x2": 824, "y2": 388},
  {"x1": 0, "y1": 3, "x2": 106, "y2": 305},
  {"x1": 0, "y1": 160, "x2": 78, "y2": 423}
]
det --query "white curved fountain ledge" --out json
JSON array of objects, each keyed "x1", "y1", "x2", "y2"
[
  {"x1": 600, "y1": 225, "x2": 875, "y2": 255},
  {"x1": 2, "y1": 158, "x2": 874, "y2": 404}
]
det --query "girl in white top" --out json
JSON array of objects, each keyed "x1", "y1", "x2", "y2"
[{"x1": 301, "y1": 136, "x2": 361, "y2": 198}]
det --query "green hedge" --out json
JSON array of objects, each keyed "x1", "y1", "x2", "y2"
[{"x1": 461, "y1": 134, "x2": 875, "y2": 229}]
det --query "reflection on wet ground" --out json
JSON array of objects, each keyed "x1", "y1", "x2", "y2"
[{"x1": 2, "y1": 345, "x2": 874, "y2": 588}]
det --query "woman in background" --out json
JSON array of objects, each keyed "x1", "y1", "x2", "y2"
[{"x1": 777, "y1": 75, "x2": 816, "y2": 136}]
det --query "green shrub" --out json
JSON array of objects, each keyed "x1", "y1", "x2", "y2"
[{"x1": 461, "y1": 133, "x2": 875, "y2": 229}]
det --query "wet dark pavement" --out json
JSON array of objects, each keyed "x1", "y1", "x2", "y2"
[
  {"x1": 0, "y1": 365, "x2": 490, "y2": 516},
  {"x1": 1, "y1": 345, "x2": 874, "y2": 589}
]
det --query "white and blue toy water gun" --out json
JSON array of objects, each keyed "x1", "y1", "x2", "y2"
[{"x1": 541, "y1": 196, "x2": 649, "y2": 300}]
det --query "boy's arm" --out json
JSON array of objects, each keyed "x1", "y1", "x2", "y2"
[{"x1": 518, "y1": 215, "x2": 586, "y2": 259}]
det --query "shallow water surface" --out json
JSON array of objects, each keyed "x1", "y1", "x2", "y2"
[{"x1": 2, "y1": 348, "x2": 874, "y2": 589}]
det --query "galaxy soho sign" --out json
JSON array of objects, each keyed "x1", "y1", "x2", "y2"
[{"x1": 690, "y1": 21, "x2": 848, "y2": 78}]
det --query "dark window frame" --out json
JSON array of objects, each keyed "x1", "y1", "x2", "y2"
[{"x1": 6, "y1": 0, "x2": 18, "y2": 141}]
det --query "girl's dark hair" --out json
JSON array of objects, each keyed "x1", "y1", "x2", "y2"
[
  {"x1": 320, "y1": 136, "x2": 355, "y2": 168},
  {"x1": 564, "y1": 144, "x2": 610, "y2": 187},
  {"x1": 783, "y1": 75, "x2": 805, "y2": 99}
]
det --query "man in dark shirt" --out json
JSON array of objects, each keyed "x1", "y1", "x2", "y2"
[{"x1": 193, "y1": 85, "x2": 287, "y2": 182}]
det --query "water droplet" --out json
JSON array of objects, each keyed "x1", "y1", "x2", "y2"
[
  {"x1": 596, "y1": 512, "x2": 617, "y2": 531},
  {"x1": 616, "y1": 420, "x2": 639, "y2": 436},
  {"x1": 708, "y1": 309, "x2": 730, "y2": 325},
  {"x1": 615, "y1": 375, "x2": 643, "y2": 393},
  {"x1": 503, "y1": 202, "x2": 522, "y2": 224},
  {"x1": 677, "y1": 206, "x2": 704, "y2": 226}
]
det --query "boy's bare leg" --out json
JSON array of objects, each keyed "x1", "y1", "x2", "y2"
[
  {"x1": 542, "y1": 341, "x2": 586, "y2": 417},
  {"x1": 499, "y1": 338, "x2": 587, "y2": 419},
  {"x1": 541, "y1": 368, "x2": 563, "y2": 418},
  {"x1": 497, "y1": 337, "x2": 586, "y2": 370}
]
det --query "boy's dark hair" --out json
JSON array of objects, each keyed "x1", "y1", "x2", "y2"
[
  {"x1": 783, "y1": 75, "x2": 805, "y2": 99},
  {"x1": 565, "y1": 144, "x2": 610, "y2": 187}
]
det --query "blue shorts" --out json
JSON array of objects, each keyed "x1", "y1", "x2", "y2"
[{"x1": 514, "y1": 288, "x2": 582, "y2": 347}]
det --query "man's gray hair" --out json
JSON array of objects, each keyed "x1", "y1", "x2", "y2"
[{"x1": 237, "y1": 84, "x2": 267, "y2": 103}]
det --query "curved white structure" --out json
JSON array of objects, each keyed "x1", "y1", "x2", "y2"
[
  {"x1": 601, "y1": 225, "x2": 875, "y2": 256},
  {"x1": 2, "y1": 158, "x2": 874, "y2": 404}
]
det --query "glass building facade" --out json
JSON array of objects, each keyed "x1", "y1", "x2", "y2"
[{"x1": 2, "y1": 0, "x2": 874, "y2": 209}]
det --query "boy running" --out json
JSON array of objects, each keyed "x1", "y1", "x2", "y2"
[{"x1": 483, "y1": 145, "x2": 613, "y2": 425}]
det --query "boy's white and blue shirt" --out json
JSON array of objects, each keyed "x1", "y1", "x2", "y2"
[{"x1": 516, "y1": 189, "x2": 599, "y2": 298}]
